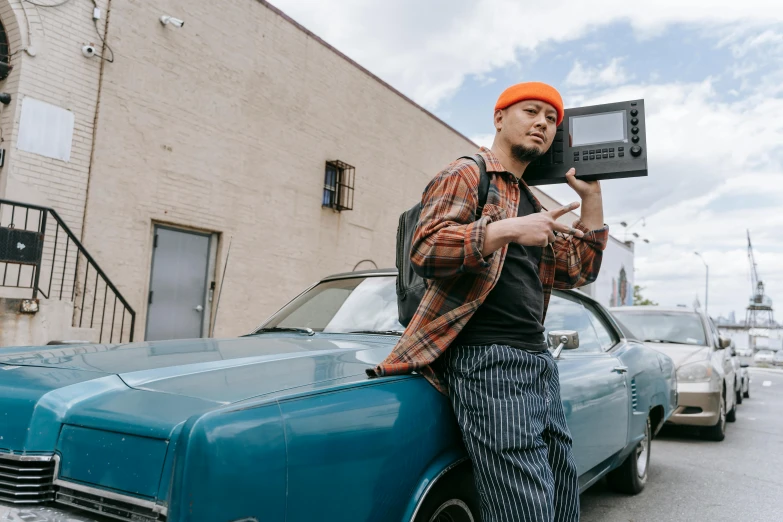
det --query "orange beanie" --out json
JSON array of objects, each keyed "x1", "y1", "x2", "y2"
[{"x1": 494, "y1": 82, "x2": 564, "y2": 126}]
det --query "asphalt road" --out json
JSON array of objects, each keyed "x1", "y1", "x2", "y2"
[{"x1": 581, "y1": 367, "x2": 783, "y2": 522}]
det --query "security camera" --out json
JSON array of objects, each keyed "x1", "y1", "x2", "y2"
[
  {"x1": 160, "y1": 15, "x2": 184, "y2": 28},
  {"x1": 81, "y1": 45, "x2": 97, "y2": 58}
]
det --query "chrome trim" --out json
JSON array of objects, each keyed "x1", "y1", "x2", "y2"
[
  {"x1": 52, "y1": 455, "x2": 168, "y2": 516},
  {"x1": 0, "y1": 453, "x2": 54, "y2": 462},
  {"x1": 57, "y1": 489, "x2": 162, "y2": 522},
  {"x1": 408, "y1": 457, "x2": 469, "y2": 522}
]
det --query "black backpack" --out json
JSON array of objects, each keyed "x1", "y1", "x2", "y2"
[{"x1": 396, "y1": 154, "x2": 490, "y2": 327}]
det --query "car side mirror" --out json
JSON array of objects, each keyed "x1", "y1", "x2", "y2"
[
  {"x1": 548, "y1": 330, "x2": 579, "y2": 359},
  {"x1": 719, "y1": 337, "x2": 731, "y2": 349}
]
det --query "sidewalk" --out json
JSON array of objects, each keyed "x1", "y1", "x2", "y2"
[{"x1": 749, "y1": 366, "x2": 783, "y2": 374}]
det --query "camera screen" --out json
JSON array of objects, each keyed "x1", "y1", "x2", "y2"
[{"x1": 569, "y1": 111, "x2": 627, "y2": 147}]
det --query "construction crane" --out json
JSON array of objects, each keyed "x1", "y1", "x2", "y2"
[{"x1": 745, "y1": 230, "x2": 774, "y2": 328}]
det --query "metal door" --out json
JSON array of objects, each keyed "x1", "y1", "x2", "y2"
[{"x1": 146, "y1": 226, "x2": 210, "y2": 341}]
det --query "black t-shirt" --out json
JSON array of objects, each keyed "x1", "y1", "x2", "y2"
[{"x1": 454, "y1": 182, "x2": 547, "y2": 351}]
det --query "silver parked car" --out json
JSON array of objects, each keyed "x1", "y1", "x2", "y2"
[
  {"x1": 774, "y1": 350, "x2": 783, "y2": 366},
  {"x1": 754, "y1": 349, "x2": 775, "y2": 365},
  {"x1": 610, "y1": 306, "x2": 738, "y2": 441},
  {"x1": 728, "y1": 340, "x2": 750, "y2": 403}
]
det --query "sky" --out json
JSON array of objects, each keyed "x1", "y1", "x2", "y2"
[{"x1": 272, "y1": 0, "x2": 783, "y2": 320}]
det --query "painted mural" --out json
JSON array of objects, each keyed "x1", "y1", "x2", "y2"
[{"x1": 587, "y1": 238, "x2": 635, "y2": 309}]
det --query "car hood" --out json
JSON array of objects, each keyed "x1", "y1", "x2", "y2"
[
  {"x1": 0, "y1": 334, "x2": 395, "y2": 404},
  {"x1": 642, "y1": 342, "x2": 709, "y2": 368}
]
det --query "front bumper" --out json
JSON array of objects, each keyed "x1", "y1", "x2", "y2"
[
  {"x1": 667, "y1": 381, "x2": 721, "y2": 427},
  {"x1": 0, "y1": 503, "x2": 98, "y2": 521}
]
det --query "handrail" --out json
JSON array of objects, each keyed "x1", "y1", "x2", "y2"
[{"x1": 0, "y1": 198, "x2": 135, "y2": 343}]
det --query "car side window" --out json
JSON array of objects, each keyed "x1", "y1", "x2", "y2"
[
  {"x1": 707, "y1": 317, "x2": 721, "y2": 349},
  {"x1": 543, "y1": 293, "x2": 602, "y2": 353},
  {"x1": 583, "y1": 302, "x2": 619, "y2": 351}
]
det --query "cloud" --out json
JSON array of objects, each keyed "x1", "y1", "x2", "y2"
[
  {"x1": 267, "y1": 0, "x2": 783, "y2": 317},
  {"x1": 536, "y1": 72, "x2": 783, "y2": 317},
  {"x1": 271, "y1": 0, "x2": 783, "y2": 109},
  {"x1": 469, "y1": 133, "x2": 495, "y2": 148},
  {"x1": 543, "y1": 78, "x2": 783, "y2": 215},
  {"x1": 566, "y1": 58, "x2": 632, "y2": 87},
  {"x1": 632, "y1": 176, "x2": 783, "y2": 316}
]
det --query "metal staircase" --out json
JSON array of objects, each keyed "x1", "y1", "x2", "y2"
[{"x1": 0, "y1": 199, "x2": 135, "y2": 344}]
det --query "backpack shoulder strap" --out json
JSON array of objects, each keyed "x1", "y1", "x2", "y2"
[
  {"x1": 473, "y1": 153, "x2": 489, "y2": 212},
  {"x1": 458, "y1": 154, "x2": 490, "y2": 218}
]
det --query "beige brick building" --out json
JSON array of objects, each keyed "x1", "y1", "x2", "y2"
[{"x1": 0, "y1": 0, "x2": 631, "y2": 346}]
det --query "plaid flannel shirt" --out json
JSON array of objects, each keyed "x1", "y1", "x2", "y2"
[{"x1": 371, "y1": 147, "x2": 609, "y2": 394}]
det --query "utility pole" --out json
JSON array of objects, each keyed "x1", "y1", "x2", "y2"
[{"x1": 694, "y1": 252, "x2": 708, "y2": 315}]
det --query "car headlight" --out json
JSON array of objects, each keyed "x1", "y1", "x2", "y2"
[{"x1": 677, "y1": 361, "x2": 712, "y2": 382}]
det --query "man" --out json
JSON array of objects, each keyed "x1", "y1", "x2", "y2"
[{"x1": 372, "y1": 82, "x2": 607, "y2": 521}]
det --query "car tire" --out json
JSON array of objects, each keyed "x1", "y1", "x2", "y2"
[
  {"x1": 702, "y1": 393, "x2": 726, "y2": 441},
  {"x1": 607, "y1": 417, "x2": 650, "y2": 495},
  {"x1": 414, "y1": 467, "x2": 479, "y2": 522},
  {"x1": 744, "y1": 387, "x2": 750, "y2": 399},
  {"x1": 736, "y1": 388, "x2": 743, "y2": 405}
]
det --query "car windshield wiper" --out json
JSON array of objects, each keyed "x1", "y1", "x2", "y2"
[
  {"x1": 347, "y1": 330, "x2": 404, "y2": 336},
  {"x1": 253, "y1": 327, "x2": 315, "y2": 336},
  {"x1": 643, "y1": 339, "x2": 696, "y2": 345}
]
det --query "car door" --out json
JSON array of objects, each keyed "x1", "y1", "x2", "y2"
[
  {"x1": 708, "y1": 317, "x2": 736, "y2": 409},
  {"x1": 545, "y1": 292, "x2": 629, "y2": 475}
]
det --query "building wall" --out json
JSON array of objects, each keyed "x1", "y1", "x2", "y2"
[
  {"x1": 0, "y1": 0, "x2": 109, "y2": 236},
  {"x1": 82, "y1": 0, "x2": 498, "y2": 339}
]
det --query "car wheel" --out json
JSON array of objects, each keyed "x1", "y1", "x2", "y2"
[
  {"x1": 744, "y1": 387, "x2": 750, "y2": 399},
  {"x1": 607, "y1": 417, "x2": 650, "y2": 495},
  {"x1": 736, "y1": 388, "x2": 743, "y2": 405},
  {"x1": 414, "y1": 468, "x2": 479, "y2": 522},
  {"x1": 702, "y1": 393, "x2": 726, "y2": 441}
]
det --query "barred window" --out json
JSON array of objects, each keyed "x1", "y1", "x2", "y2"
[
  {"x1": 322, "y1": 160, "x2": 355, "y2": 211},
  {"x1": 0, "y1": 19, "x2": 10, "y2": 80}
]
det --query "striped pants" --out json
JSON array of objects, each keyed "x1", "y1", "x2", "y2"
[{"x1": 441, "y1": 344, "x2": 580, "y2": 522}]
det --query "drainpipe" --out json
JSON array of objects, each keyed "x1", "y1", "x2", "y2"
[{"x1": 81, "y1": 0, "x2": 112, "y2": 244}]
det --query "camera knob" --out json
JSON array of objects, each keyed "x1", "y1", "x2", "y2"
[{"x1": 630, "y1": 145, "x2": 643, "y2": 157}]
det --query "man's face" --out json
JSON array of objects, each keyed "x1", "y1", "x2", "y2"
[{"x1": 496, "y1": 100, "x2": 559, "y2": 158}]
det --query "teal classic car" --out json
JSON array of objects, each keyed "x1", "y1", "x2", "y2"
[{"x1": 0, "y1": 270, "x2": 675, "y2": 522}]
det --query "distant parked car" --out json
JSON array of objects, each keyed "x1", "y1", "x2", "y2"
[
  {"x1": 610, "y1": 306, "x2": 738, "y2": 441},
  {"x1": 755, "y1": 349, "x2": 775, "y2": 365},
  {"x1": 740, "y1": 362, "x2": 751, "y2": 399},
  {"x1": 773, "y1": 350, "x2": 783, "y2": 366},
  {"x1": 727, "y1": 341, "x2": 748, "y2": 405},
  {"x1": 737, "y1": 347, "x2": 754, "y2": 358},
  {"x1": 0, "y1": 270, "x2": 676, "y2": 522}
]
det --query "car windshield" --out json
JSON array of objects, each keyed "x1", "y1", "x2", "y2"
[
  {"x1": 254, "y1": 275, "x2": 404, "y2": 334},
  {"x1": 610, "y1": 310, "x2": 707, "y2": 346}
]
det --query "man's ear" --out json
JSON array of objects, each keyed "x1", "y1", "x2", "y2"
[{"x1": 494, "y1": 109, "x2": 504, "y2": 132}]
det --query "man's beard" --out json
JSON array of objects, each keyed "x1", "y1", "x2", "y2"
[{"x1": 511, "y1": 143, "x2": 544, "y2": 163}]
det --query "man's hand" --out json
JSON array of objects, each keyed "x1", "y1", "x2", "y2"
[
  {"x1": 565, "y1": 168, "x2": 604, "y2": 231},
  {"x1": 482, "y1": 203, "x2": 585, "y2": 256},
  {"x1": 565, "y1": 168, "x2": 602, "y2": 199}
]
